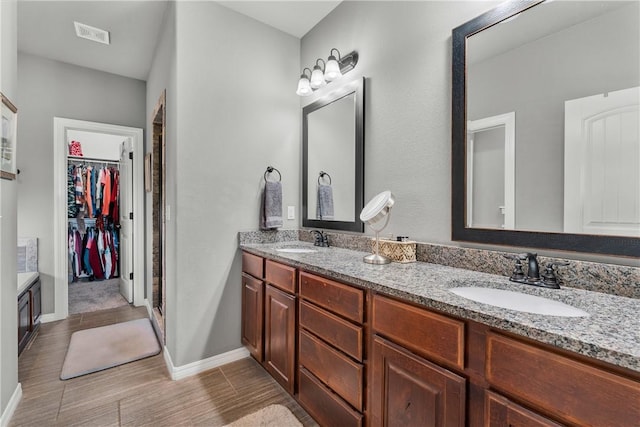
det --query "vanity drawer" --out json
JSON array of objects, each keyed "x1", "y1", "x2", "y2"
[
  {"x1": 242, "y1": 252, "x2": 263, "y2": 279},
  {"x1": 372, "y1": 294, "x2": 465, "y2": 370},
  {"x1": 299, "y1": 329, "x2": 363, "y2": 411},
  {"x1": 299, "y1": 367, "x2": 363, "y2": 427},
  {"x1": 265, "y1": 259, "x2": 296, "y2": 293},
  {"x1": 486, "y1": 332, "x2": 640, "y2": 426},
  {"x1": 299, "y1": 272, "x2": 364, "y2": 324},
  {"x1": 299, "y1": 300, "x2": 363, "y2": 361}
]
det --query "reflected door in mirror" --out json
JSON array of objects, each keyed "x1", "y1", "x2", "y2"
[{"x1": 307, "y1": 93, "x2": 356, "y2": 222}]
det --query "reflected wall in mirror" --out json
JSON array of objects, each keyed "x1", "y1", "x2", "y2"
[
  {"x1": 452, "y1": 0, "x2": 640, "y2": 257},
  {"x1": 303, "y1": 77, "x2": 364, "y2": 232}
]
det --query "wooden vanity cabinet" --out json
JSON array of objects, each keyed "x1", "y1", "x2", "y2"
[
  {"x1": 298, "y1": 271, "x2": 366, "y2": 426},
  {"x1": 18, "y1": 277, "x2": 42, "y2": 355},
  {"x1": 241, "y1": 252, "x2": 264, "y2": 361},
  {"x1": 241, "y1": 273, "x2": 263, "y2": 361},
  {"x1": 486, "y1": 332, "x2": 640, "y2": 426},
  {"x1": 263, "y1": 260, "x2": 297, "y2": 394},
  {"x1": 370, "y1": 294, "x2": 466, "y2": 427},
  {"x1": 241, "y1": 251, "x2": 640, "y2": 427},
  {"x1": 18, "y1": 291, "x2": 31, "y2": 353},
  {"x1": 485, "y1": 391, "x2": 563, "y2": 427}
]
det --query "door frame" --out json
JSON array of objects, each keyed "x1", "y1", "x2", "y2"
[
  {"x1": 52, "y1": 117, "x2": 144, "y2": 321},
  {"x1": 466, "y1": 112, "x2": 516, "y2": 230}
]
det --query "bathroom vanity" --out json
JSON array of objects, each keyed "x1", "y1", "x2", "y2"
[
  {"x1": 240, "y1": 242, "x2": 639, "y2": 426},
  {"x1": 17, "y1": 272, "x2": 41, "y2": 355}
]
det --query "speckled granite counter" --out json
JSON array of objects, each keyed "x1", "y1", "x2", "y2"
[{"x1": 241, "y1": 241, "x2": 640, "y2": 373}]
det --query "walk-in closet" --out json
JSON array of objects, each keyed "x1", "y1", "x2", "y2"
[{"x1": 66, "y1": 130, "x2": 130, "y2": 314}]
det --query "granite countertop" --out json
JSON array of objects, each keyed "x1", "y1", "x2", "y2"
[
  {"x1": 241, "y1": 241, "x2": 640, "y2": 373},
  {"x1": 18, "y1": 272, "x2": 39, "y2": 296}
]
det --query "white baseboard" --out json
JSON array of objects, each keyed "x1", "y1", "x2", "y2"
[
  {"x1": 163, "y1": 346, "x2": 250, "y2": 381},
  {"x1": 40, "y1": 312, "x2": 65, "y2": 323},
  {"x1": 0, "y1": 383, "x2": 22, "y2": 427},
  {"x1": 143, "y1": 298, "x2": 153, "y2": 318}
]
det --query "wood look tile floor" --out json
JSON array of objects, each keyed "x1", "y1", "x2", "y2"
[{"x1": 12, "y1": 305, "x2": 317, "y2": 426}]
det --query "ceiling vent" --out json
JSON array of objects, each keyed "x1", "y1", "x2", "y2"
[{"x1": 74, "y1": 21, "x2": 110, "y2": 45}]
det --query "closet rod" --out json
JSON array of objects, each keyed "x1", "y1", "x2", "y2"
[{"x1": 68, "y1": 155, "x2": 120, "y2": 165}]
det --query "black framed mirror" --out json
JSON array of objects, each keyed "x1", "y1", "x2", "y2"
[
  {"x1": 452, "y1": 1, "x2": 639, "y2": 257},
  {"x1": 302, "y1": 77, "x2": 365, "y2": 232}
]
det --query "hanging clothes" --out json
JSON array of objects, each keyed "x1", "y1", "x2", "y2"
[
  {"x1": 68, "y1": 166, "x2": 78, "y2": 218},
  {"x1": 67, "y1": 157, "x2": 121, "y2": 283},
  {"x1": 68, "y1": 220, "x2": 119, "y2": 282}
]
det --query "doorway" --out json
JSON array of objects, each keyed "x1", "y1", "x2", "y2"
[
  {"x1": 151, "y1": 91, "x2": 166, "y2": 341},
  {"x1": 52, "y1": 118, "x2": 144, "y2": 321},
  {"x1": 466, "y1": 112, "x2": 516, "y2": 230},
  {"x1": 66, "y1": 130, "x2": 131, "y2": 314}
]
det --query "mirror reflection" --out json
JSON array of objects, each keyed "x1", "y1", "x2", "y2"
[
  {"x1": 307, "y1": 93, "x2": 356, "y2": 222},
  {"x1": 302, "y1": 77, "x2": 364, "y2": 232},
  {"x1": 466, "y1": 0, "x2": 639, "y2": 237}
]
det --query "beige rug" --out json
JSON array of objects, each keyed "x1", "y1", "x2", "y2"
[
  {"x1": 224, "y1": 404, "x2": 302, "y2": 427},
  {"x1": 60, "y1": 318, "x2": 160, "y2": 380}
]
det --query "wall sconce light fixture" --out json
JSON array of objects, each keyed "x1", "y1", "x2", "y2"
[{"x1": 296, "y1": 48, "x2": 358, "y2": 96}]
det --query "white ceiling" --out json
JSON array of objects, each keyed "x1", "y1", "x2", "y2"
[{"x1": 17, "y1": 1, "x2": 340, "y2": 82}]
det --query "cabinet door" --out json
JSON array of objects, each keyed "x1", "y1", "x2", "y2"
[
  {"x1": 370, "y1": 336, "x2": 466, "y2": 427},
  {"x1": 31, "y1": 280, "x2": 42, "y2": 324},
  {"x1": 241, "y1": 273, "x2": 264, "y2": 361},
  {"x1": 485, "y1": 391, "x2": 563, "y2": 427},
  {"x1": 18, "y1": 292, "x2": 31, "y2": 353},
  {"x1": 264, "y1": 284, "x2": 296, "y2": 394}
]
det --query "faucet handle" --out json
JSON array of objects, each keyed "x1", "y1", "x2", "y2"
[
  {"x1": 541, "y1": 262, "x2": 569, "y2": 288},
  {"x1": 503, "y1": 254, "x2": 526, "y2": 280}
]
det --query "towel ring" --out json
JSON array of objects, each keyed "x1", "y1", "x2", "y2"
[
  {"x1": 318, "y1": 171, "x2": 332, "y2": 185},
  {"x1": 264, "y1": 166, "x2": 281, "y2": 182}
]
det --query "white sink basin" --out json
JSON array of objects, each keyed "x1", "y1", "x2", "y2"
[
  {"x1": 275, "y1": 248, "x2": 317, "y2": 254},
  {"x1": 449, "y1": 287, "x2": 589, "y2": 317}
]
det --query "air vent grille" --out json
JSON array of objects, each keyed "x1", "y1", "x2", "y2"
[{"x1": 74, "y1": 21, "x2": 110, "y2": 45}]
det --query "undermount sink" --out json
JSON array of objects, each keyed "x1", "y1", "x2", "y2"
[
  {"x1": 449, "y1": 287, "x2": 589, "y2": 317},
  {"x1": 275, "y1": 248, "x2": 317, "y2": 254}
]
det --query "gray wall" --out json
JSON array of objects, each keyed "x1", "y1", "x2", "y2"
[
  {"x1": 302, "y1": 1, "x2": 500, "y2": 243},
  {"x1": 16, "y1": 53, "x2": 146, "y2": 314},
  {"x1": 145, "y1": 1, "x2": 177, "y2": 356},
  {"x1": 168, "y1": 1, "x2": 300, "y2": 366},
  {"x1": 0, "y1": 0, "x2": 18, "y2": 417},
  {"x1": 468, "y1": 3, "x2": 640, "y2": 232}
]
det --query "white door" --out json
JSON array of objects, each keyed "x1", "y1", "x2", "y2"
[
  {"x1": 564, "y1": 87, "x2": 640, "y2": 236},
  {"x1": 119, "y1": 139, "x2": 133, "y2": 302}
]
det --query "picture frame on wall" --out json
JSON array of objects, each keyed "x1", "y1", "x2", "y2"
[
  {"x1": 1, "y1": 93, "x2": 17, "y2": 181},
  {"x1": 144, "y1": 152, "x2": 152, "y2": 192}
]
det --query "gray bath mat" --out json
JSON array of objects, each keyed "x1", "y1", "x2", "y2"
[{"x1": 60, "y1": 318, "x2": 160, "y2": 380}]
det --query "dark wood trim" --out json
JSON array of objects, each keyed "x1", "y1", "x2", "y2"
[
  {"x1": 302, "y1": 77, "x2": 365, "y2": 233},
  {"x1": 451, "y1": 1, "x2": 640, "y2": 257}
]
